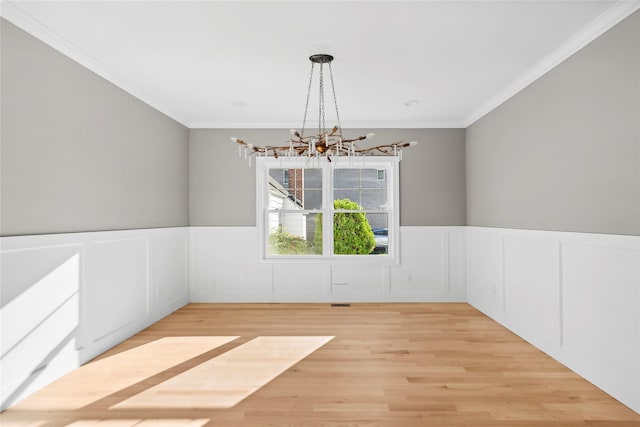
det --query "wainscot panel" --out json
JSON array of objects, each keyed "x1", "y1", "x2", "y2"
[
  {"x1": 466, "y1": 226, "x2": 640, "y2": 413},
  {"x1": 188, "y1": 226, "x2": 467, "y2": 303},
  {"x1": 0, "y1": 227, "x2": 189, "y2": 410}
]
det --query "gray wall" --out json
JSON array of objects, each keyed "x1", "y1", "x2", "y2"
[
  {"x1": 466, "y1": 11, "x2": 640, "y2": 235},
  {"x1": 10, "y1": 8, "x2": 635, "y2": 235},
  {"x1": 1, "y1": 20, "x2": 190, "y2": 236},
  {"x1": 190, "y1": 128, "x2": 466, "y2": 226}
]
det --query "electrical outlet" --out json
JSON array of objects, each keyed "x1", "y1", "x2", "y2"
[
  {"x1": 407, "y1": 273, "x2": 413, "y2": 282},
  {"x1": 239, "y1": 273, "x2": 246, "y2": 283}
]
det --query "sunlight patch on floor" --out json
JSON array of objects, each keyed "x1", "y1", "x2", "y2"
[
  {"x1": 11, "y1": 336, "x2": 238, "y2": 410},
  {"x1": 113, "y1": 336, "x2": 334, "y2": 409},
  {"x1": 0, "y1": 420, "x2": 50, "y2": 427}
]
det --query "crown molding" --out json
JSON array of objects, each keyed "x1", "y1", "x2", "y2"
[
  {"x1": 0, "y1": 0, "x2": 190, "y2": 127},
  {"x1": 463, "y1": 0, "x2": 640, "y2": 128},
  {"x1": 188, "y1": 120, "x2": 466, "y2": 129},
  {"x1": 4, "y1": 0, "x2": 636, "y2": 131}
]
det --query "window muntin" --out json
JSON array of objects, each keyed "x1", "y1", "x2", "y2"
[{"x1": 258, "y1": 158, "x2": 398, "y2": 262}]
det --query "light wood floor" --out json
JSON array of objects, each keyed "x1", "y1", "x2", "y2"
[{"x1": 2, "y1": 303, "x2": 640, "y2": 426}]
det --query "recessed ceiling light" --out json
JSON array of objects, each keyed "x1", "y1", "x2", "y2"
[
  {"x1": 404, "y1": 99, "x2": 419, "y2": 107},
  {"x1": 230, "y1": 100, "x2": 246, "y2": 107}
]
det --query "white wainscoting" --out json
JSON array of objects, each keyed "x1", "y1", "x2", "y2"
[
  {"x1": 0, "y1": 227, "x2": 189, "y2": 410},
  {"x1": 3, "y1": 224, "x2": 638, "y2": 414},
  {"x1": 466, "y1": 226, "x2": 640, "y2": 413},
  {"x1": 189, "y1": 226, "x2": 466, "y2": 303}
]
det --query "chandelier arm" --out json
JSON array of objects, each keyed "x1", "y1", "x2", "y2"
[
  {"x1": 355, "y1": 146, "x2": 386, "y2": 153},
  {"x1": 354, "y1": 144, "x2": 396, "y2": 154},
  {"x1": 341, "y1": 135, "x2": 368, "y2": 144},
  {"x1": 398, "y1": 141, "x2": 416, "y2": 148},
  {"x1": 367, "y1": 141, "x2": 407, "y2": 151},
  {"x1": 235, "y1": 137, "x2": 410, "y2": 158}
]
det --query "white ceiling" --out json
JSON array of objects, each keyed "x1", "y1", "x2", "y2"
[{"x1": 2, "y1": 1, "x2": 638, "y2": 128}]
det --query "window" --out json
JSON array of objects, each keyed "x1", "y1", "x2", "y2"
[{"x1": 257, "y1": 157, "x2": 399, "y2": 262}]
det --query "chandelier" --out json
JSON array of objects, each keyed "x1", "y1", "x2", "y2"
[{"x1": 232, "y1": 54, "x2": 417, "y2": 163}]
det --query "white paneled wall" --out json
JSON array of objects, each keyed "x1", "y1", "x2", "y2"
[
  {"x1": 0, "y1": 227, "x2": 189, "y2": 410},
  {"x1": 189, "y1": 226, "x2": 467, "y2": 303},
  {"x1": 3, "y1": 225, "x2": 639, "y2": 414},
  {"x1": 466, "y1": 226, "x2": 640, "y2": 413}
]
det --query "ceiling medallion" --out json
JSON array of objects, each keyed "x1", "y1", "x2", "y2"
[{"x1": 232, "y1": 54, "x2": 417, "y2": 165}]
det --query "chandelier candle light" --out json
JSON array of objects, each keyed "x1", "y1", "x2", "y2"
[{"x1": 232, "y1": 54, "x2": 417, "y2": 164}]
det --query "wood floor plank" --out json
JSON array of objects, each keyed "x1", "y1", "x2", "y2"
[
  {"x1": 65, "y1": 419, "x2": 210, "y2": 426},
  {"x1": 1, "y1": 303, "x2": 639, "y2": 426}
]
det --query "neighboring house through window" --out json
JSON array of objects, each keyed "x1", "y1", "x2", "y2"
[{"x1": 257, "y1": 157, "x2": 399, "y2": 262}]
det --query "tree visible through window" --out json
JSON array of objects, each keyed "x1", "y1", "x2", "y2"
[
  {"x1": 313, "y1": 199, "x2": 376, "y2": 255},
  {"x1": 258, "y1": 158, "x2": 398, "y2": 260}
]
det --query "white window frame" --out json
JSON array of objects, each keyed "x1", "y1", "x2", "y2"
[{"x1": 256, "y1": 156, "x2": 400, "y2": 265}]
